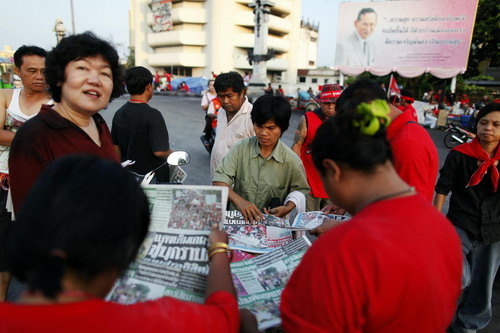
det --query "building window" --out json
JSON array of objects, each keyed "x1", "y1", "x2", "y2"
[
  {"x1": 310, "y1": 37, "x2": 317, "y2": 42},
  {"x1": 309, "y1": 61, "x2": 315, "y2": 66},
  {"x1": 324, "y1": 79, "x2": 329, "y2": 84},
  {"x1": 164, "y1": 66, "x2": 192, "y2": 77},
  {"x1": 312, "y1": 78, "x2": 318, "y2": 84},
  {"x1": 299, "y1": 76, "x2": 306, "y2": 83}
]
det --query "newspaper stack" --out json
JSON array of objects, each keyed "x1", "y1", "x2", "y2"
[
  {"x1": 107, "y1": 187, "x2": 312, "y2": 330},
  {"x1": 224, "y1": 210, "x2": 293, "y2": 253},
  {"x1": 231, "y1": 236, "x2": 311, "y2": 330}
]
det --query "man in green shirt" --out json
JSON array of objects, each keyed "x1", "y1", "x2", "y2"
[{"x1": 213, "y1": 95, "x2": 310, "y2": 222}]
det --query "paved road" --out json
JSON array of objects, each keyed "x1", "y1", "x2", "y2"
[
  {"x1": 102, "y1": 95, "x2": 500, "y2": 332},
  {"x1": 9, "y1": 95, "x2": 500, "y2": 331}
]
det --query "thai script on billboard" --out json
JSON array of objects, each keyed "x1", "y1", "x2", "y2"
[
  {"x1": 152, "y1": 0, "x2": 173, "y2": 33},
  {"x1": 334, "y1": 0, "x2": 479, "y2": 77}
]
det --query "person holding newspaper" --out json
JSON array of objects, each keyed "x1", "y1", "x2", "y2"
[
  {"x1": 281, "y1": 99, "x2": 462, "y2": 331},
  {"x1": 0, "y1": 155, "x2": 257, "y2": 332},
  {"x1": 212, "y1": 95, "x2": 309, "y2": 222}
]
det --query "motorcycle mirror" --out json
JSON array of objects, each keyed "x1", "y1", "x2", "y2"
[{"x1": 167, "y1": 151, "x2": 191, "y2": 166}]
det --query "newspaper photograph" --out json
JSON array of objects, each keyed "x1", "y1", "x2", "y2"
[
  {"x1": 224, "y1": 210, "x2": 293, "y2": 253},
  {"x1": 144, "y1": 185, "x2": 227, "y2": 234},
  {"x1": 168, "y1": 165, "x2": 187, "y2": 184},
  {"x1": 107, "y1": 185, "x2": 228, "y2": 304},
  {"x1": 232, "y1": 250, "x2": 256, "y2": 263},
  {"x1": 290, "y1": 211, "x2": 350, "y2": 230},
  {"x1": 230, "y1": 236, "x2": 312, "y2": 330}
]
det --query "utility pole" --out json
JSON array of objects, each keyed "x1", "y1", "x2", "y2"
[
  {"x1": 70, "y1": 0, "x2": 76, "y2": 34},
  {"x1": 246, "y1": 0, "x2": 275, "y2": 97}
]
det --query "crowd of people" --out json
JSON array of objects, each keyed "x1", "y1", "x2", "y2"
[{"x1": 0, "y1": 30, "x2": 499, "y2": 333}]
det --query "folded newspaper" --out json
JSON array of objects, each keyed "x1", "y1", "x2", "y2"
[
  {"x1": 289, "y1": 211, "x2": 350, "y2": 230},
  {"x1": 231, "y1": 236, "x2": 312, "y2": 330},
  {"x1": 224, "y1": 210, "x2": 293, "y2": 253},
  {"x1": 107, "y1": 185, "x2": 228, "y2": 304}
]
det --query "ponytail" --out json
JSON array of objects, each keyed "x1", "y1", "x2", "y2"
[{"x1": 312, "y1": 99, "x2": 393, "y2": 174}]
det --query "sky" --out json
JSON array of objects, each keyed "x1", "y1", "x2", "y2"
[{"x1": 0, "y1": 0, "x2": 368, "y2": 67}]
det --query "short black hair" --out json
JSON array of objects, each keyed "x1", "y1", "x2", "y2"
[
  {"x1": 312, "y1": 99, "x2": 392, "y2": 174},
  {"x1": 251, "y1": 95, "x2": 291, "y2": 134},
  {"x1": 400, "y1": 89, "x2": 413, "y2": 99},
  {"x1": 7, "y1": 155, "x2": 150, "y2": 299},
  {"x1": 125, "y1": 66, "x2": 153, "y2": 95},
  {"x1": 476, "y1": 102, "x2": 500, "y2": 128},
  {"x1": 45, "y1": 31, "x2": 124, "y2": 103},
  {"x1": 357, "y1": 8, "x2": 377, "y2": 21},
  {"x1": 336, "y1": 79, "x2": 387, "y2": 115},
  {"x1": 214, "y1": 71, "x2": 245, "y2": 94},
  {"x1": 14, "y1": 45, "x2": 47, "y2": 68}
]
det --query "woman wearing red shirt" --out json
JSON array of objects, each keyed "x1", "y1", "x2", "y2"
[
  {"x1": 0, "y1": 155, "x2": 256, "y2": 332},
  {"x1": 281, "y1": 99, "x2": 462, "y2": 332}
]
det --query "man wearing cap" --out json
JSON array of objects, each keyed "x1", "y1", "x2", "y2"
[
  {"x1": 398, "y1": 89, "x2": 418, "y2": 122},
  {"x1": 292, "y1": 84, "x2": 342, "y2": 211}
]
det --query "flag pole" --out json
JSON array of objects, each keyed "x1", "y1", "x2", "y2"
[{"x1": 387, "y1": 74, "x2": 393, "y2": 99}]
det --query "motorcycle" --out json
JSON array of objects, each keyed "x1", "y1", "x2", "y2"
[
  {"x1": 123, "y1": 151, "x2": 191, "y2": 185},
  {"x1": 200, "y1": 131, "x2": 215, "y2": 154},
  {"x1": 443, "y1": 124, "x2": 475, "y2": 149}
]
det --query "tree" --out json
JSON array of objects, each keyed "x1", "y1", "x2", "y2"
[
  {"x1": 126, "y1": 47, "x2": 135, "y2": 69},
  {"x1": 465, "y1": 0, "x2": 500, "y2": 78}
]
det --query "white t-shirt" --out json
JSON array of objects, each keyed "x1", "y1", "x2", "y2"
[
  {"x1": 201, "y1": 92, "x2": 217, "y2": 108},
  {"x1": 210, "y1": 97, "x2": 255, "y2": 177}
]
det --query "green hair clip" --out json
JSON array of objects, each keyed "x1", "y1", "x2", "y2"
[{"x1": 352, "y1": 99, "x2": 391, "y2": 136}]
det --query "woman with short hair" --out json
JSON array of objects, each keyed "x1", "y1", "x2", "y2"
[
  {"x1": 435, "y1": 102, "x2": 500, "y2": 332},
  {"x1": 9, "y1": 32, "x2": 123, "y2": 214},
  {"x1": 212, "y1": 95, "x2": 309, "y2": 222}
]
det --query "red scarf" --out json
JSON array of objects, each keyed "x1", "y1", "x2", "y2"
[{"x1": 453, "y1": 138, "x2": 500, "y2": 192}]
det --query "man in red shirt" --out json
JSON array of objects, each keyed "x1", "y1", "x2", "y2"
[
  {"x1": 398, "y1": 88, "x2": 418, "y2": 122},
  {"x1": 315, "y1": 80, "x2": 438, "y2": 234},
  {"x1": 338, "y1": 80, "x2": 438, "y2": 201},
  {"x1": 292, "y1": 84, "x2": 342, "y2": 211}
]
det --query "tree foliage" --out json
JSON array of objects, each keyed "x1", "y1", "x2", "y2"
[{"x1": 465, "y1": 0, "x2": 500, "y2": 77}]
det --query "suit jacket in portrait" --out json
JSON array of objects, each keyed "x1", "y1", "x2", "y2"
[{"x1": 335, "y1": 32, "x2": 375, "y2": 67}]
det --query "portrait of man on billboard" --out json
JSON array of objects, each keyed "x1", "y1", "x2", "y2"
[{"x1": 335, "y1": 7, "x2": 377, "y2": 67}]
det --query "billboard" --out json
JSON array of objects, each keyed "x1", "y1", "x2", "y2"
[{"x1": 334, "y1": 0, "x2": 479, "y2": 78}]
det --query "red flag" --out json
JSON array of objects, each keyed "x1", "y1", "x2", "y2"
[{"x1": 388, "y1": 74, "x2": 400, "y2": 98}]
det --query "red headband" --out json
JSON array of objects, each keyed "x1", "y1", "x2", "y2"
[
  {"x1": 320, "y1": 91, "x2": 341, "y2": 100},
  {"x1": 401, "y1": 95, "x2": 414, "y2": 103}
]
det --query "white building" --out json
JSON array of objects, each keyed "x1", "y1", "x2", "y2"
[
  {"x1": 297, "y1": 68, "x2": 341, "y2": 94},
  {"x1": 129, "y1": 0, "x2": 318, "y2": 84}
]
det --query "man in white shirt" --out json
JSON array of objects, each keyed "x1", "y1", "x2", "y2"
[
  {"x1": 335, "y1": 7, "x2": 377, "y2": 67},
  {"x1": 0, "y1": 45, "x2": 51, "y2": 301},
  {"x1": 210, "y1": 72, "x2": 255, "y2": 176}
]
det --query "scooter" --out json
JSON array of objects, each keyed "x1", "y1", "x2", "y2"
[
  {"x1": 200, "y1": 132, "x2": 215, "y2": 154},
  {"x1": 443, "y1": 125, "x2": 475, "y2": 149},
  {"x1": 123, "y1": 151, "x2": 191, "y2": 185}
]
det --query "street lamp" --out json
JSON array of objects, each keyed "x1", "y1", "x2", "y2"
[{"x1": 247, "y1": 0, "x2": 275, "y2": 91}]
